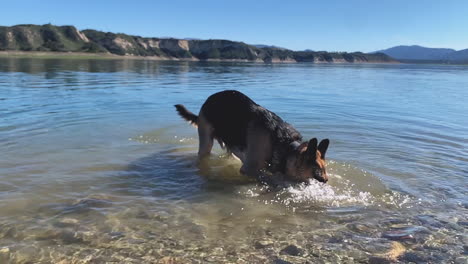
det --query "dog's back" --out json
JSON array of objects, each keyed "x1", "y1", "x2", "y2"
[
  {"x1": 201, "y1": 90, "x2": 256, "y2": 149},
  {"x1": 200, "y1": 90, "x2": 301, "y2": 153}
]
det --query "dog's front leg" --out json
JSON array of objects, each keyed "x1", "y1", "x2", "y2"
[
  {"x1": 241, "y1": 126, "x2": 272, "y2": 181},
  {"x1": 239, "y1": 162, "x2": 261, "y2": 178}
]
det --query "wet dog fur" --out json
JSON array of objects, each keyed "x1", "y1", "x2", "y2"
[{"x1": 175, "y1": 90, "x2": 330, "y2": 184}]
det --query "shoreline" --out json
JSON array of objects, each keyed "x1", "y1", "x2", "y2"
[{"x1": 0, "y1": 51, "x2": 400, "y2": 64}]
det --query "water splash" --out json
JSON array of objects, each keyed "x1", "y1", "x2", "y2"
[
  {"x1": 280, "y1": 176, "x2": 374, "y2": 207},
  {"x1": 238, "y1": 175, "x2": 374, "y2": 208}
]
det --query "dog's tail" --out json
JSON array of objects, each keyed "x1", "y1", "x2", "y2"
[{"x1": 175, "y1": 104, "x2": 198, "y2": 126}]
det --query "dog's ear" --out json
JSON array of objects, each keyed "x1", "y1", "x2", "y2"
[
  {"x1": 306, "y1": 138, "x2": 318, "y2": 159},
  {"x1": 318, "y1": 139, "x2": 330, "y2": 159}
]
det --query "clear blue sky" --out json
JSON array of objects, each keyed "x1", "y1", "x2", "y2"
[{"x1": 2, "y1": 0, "x2": 467, "y2": 52}]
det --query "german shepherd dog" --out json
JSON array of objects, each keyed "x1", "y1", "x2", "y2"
[{"x1": 175, "y1": 90, "x2": 330, "y2": 184}]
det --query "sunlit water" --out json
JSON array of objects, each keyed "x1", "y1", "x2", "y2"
[{"x1": 0, "y1": 58, "x2": 467, "y2": 263}]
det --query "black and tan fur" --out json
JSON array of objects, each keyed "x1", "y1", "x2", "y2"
[{"x1": 175, "y1": 90, "x2": 330, "y2": 184}]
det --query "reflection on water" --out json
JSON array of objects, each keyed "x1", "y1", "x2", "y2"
[{"x1": 0, "y1": 58, "x2": 467, "y2": 263}]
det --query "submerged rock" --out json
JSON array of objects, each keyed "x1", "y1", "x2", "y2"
[
  {"x1": 416, "y1": 215, "x2": 444, "y2": 228},
  {"x1": 254, "y1": 239, "x2": 275, "y2": 249},
  {"x1": 385, "y1": 241, "x2": 406, "y2": 261},
  {"x1": 345, "y1": 249, "x2": 368, "y2": 262},
  {"x1": 280, "y1": 245, "x2": 304, "y2": 256},
  {"x1": 346, "y1": 223, "x2": 374, "y2": 234},
  {"x1": 382, "y1": 230, "x2": 414, "y2": 241},
  {"x1": 13, "y1": 246, "x2": 40, "y2": 264},
  {"x1": 368, "y1": 256, "x2": 391, "y2": 264},
  {"x1": 454, "y1": 256, "x2": 468, "y2": 264},
  {"x1": 401, "y1": 252, "x2": 429, "y2": 263},
  {"x1": 54, "y1": 217, "x2": 80, "y2": 228},
  {"x1": 273, "y1": 258, "x2": 294, "y2": 264},
  {"x1": 72, "y1": 196, "x2": 114, "y2": 208},
  {"x1": 365, "y1": 241, "x2": 405, "y2": 263},
  {"x1": 0, "y1": 247, "x2": 10, "y2": 263},
  {"x1": 382, "y1": 226, "x2": 428, "y2": 242},
  {"x1": 35, "y1": 228, "x2": 84, "y2": 244},
  {"x1": 212, "y1": 247, "x2": 224, "y2": 255},
  {"x1": 109, "y1": 231, "x2": 125, "y2": 239}
]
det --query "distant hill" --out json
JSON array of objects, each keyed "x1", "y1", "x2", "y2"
[
  {"x1": 376, "y1": 45, "x2": 455, "y2": 60},
  {"x1": 446, "y1": 48, "x2": 468, "y2": 62},
  {"x1": 0, "y1": 24, "x2": 396, "y2": 63},
  {"x1": 376, "y1": 45, "x2": 468, "y2": 63},
  {"x1": 0, "y1": 24, "x2": 93, "y2": 52}
]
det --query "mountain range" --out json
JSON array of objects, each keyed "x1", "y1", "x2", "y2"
[
  {"x1": 0, "y1": 24, "x2": 394, "y2": 63},
  {"x1": 376, "y1": 45, "x2": 468, "y2": 63}
]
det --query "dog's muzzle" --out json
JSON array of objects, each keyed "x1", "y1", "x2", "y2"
[{"x1": 314, "y1": 169, "x2": 328, "y2": 183}]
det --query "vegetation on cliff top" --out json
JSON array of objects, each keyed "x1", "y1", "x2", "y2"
[{"x1": 0, "y1": 24, "x2": 395, "y2": 63}]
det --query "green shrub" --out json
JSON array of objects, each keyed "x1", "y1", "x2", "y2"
[
  {"x1": 342, "y1": 53, "x2": 354, "y2": 62},
  {"x1": 197, "y1": 48, "x2": 221, "y2": 60},
  {"x1": 43, "y1": 40, "x2": 65, "y2": 51},
  {"x1": 81, "y1": 42, "x2": 105, "y2": 53}
]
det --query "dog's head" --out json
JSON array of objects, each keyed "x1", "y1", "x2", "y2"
[{"x1": 286, "y1": 138, "x2": 330, "y2": 183}]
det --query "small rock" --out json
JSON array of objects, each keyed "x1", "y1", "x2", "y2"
[
  {"x1": 254, "y1": 240, "x2": 274, "y2": 249},
  {"x1": 109, "y1": 231, "x2": 125, "y2": 239},
  {"x1": 328, "y1": 236, "x2": 343, "y2": 243},
  {"x1": 212, "y1": 247, "x2": 223, "y2": 255},
  {"x1": 59, "y1": 230, "x2": 83, "y2": 244},
  {"x1": 204, "y1": 256, "x2": 218, "y2": 262},
  {"x1": 455, "y1": 256, "x2": 468, "y2": 264},
  {"x1": 402, "y1": 252, "x2": 428, "y2": 263},
  {"x1": 385, "y1": 241, "x2": 406, "y2": 261},
  {"x1": 72, "y1": 196, "x2": 113, "y2": 208},
  {"x1": 188, "y1": 224, "x2": 206, "y2": 235},
  {"x1": 346, "y1": 249, "x2": 367, "y2": 262},
  {"x1": 347, "y1": 223, "x2": 373, "y2": 233},
  {"x1": 135, "y1": 209, "x2": 151, "y2": 219},
  {"x1": 361, "y1": 239, "x2": 396, "y2": 255},
  {"x1": 35, "y1": 228, "x2": 61, "y2": 240},
  {"x1": 127, "y1": 238, "x2": 145, "y2": 244},
  {"x1": 54, "y1": 217, "x2": 80, "y2": 228},
  {"x1": 309, "y1": 248, "x2": 321, "y2": 258},
  {"x1": 447, "y1": 222, "x2": 464, "y2": 231},
  {"x1": 416, "y1": 215, "x2": 443, "y2": 228},
  {"x1": 0, "y1": 247, "x2": 10, "y2": 263},
  {"x1": 273, "y1": 258, "x2": 293, "y2": 264},
  {"x1": 157, "y1": 256, "x2": 185, "y2": 264},
  {"x1": 14, "y1": 246, "x2": 40, "y2": 263},
  {"x1": 280, "y1": 245, "x2": 304, "y2": 256},
  {"x1": 368, "y1": 256, "x2": 391, "y2": 264},
  {"x1": 2, "y1": 226, "x2": 19, "y2": 239},
  {"x1": 382, "y1": 226, "x2": 427, "y2": 241}
]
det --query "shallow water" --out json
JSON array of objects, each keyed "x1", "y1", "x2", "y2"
[{"x1": 0, "y1": 58, "x2": 467, "y2": 263}]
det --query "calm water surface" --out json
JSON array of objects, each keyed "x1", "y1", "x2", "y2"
[{"x1": 0, "y1": 58, "x2": 467, "y2": 263}]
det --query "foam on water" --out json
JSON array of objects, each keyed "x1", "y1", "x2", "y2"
[
  {"x1": 281, "y1": 176, "x2": 374, "y2": 207},
  {"x1": 239, "y1": 169, "x2": 415, "y2": 210}
]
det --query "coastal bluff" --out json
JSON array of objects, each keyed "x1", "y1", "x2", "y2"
[{"x1": 0, "y1": 24, "x2": 395, "y2": 63}]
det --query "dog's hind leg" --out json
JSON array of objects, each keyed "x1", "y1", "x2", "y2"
[{"x1": 197, "y1": 114, "x2": 214, "y2": 158}]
